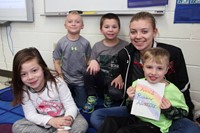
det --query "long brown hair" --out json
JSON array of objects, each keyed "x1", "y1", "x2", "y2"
[{"x1": 12, "y1": 47, "x2": 56, "y2": 105}]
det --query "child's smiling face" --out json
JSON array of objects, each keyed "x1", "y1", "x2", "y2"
[
  {"x1": 143, "y1": 57, "x2": 168, "y2": 84},
  {"x1": 20, "y1": 58, "x2": 45, "y2": 92}
]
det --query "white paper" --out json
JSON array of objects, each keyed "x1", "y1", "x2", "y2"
[{"x1": 131, "y1": 79, "x2": 165, "y2": 120}]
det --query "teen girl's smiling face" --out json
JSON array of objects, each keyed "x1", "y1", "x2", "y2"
[
  {"x1": 129, "y1": 19, "x2": 157, "y2": 54},
  {"x1": 101, "y1": 19, "x2": 120, "y2": 40},
  {"x1": 20, "y1": 58, "x2": 45, "y2": 92},
  {"x1": 143, "y1": 58, "x2": 168, "y2": 84}
]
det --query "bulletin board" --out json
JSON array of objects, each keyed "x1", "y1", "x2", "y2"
[{"x1": 44, "y1": 0, "x2": 167, "y2": 16}]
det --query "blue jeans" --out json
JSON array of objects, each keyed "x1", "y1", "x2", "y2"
[
  {"x1": 91, "y1": 106, "x2": 200, "y2": 133},
  {"x1": 169, "y1": 118, "x2": 200, "y2": 133},
  {"x1": 90, "y1": 106, "x2": 130, "y2": 130},
  {"x1": 68, "y1": 84, "x2": 87, "y2": 108}
]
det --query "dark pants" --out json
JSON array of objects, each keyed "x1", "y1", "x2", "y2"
[
  {"x1": 67, "y1": 84, "x2": 87, "y2": 108},
  {"x1": 97, "y1": 116, "x2": 161, "y2": 133},
  {"x1": 84, "y1": 71, "x2": 124, "y2": 101}
]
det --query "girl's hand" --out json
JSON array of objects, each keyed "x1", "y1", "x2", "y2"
[
  {"x1": 127, "y1": 86, "x2": 136, "y2": 99},
  {"x1": 111, "y1": 75, "x2": 124, "y2": 89},
  {"x1": 160, "y1": 97, "x2": 171, "y2": 109},
  {"x1": 64, "y1": 115, "x2": 73, "y2": 126},
  {"x1": 48, "y1": 117, "x2": 66, "y2": 129},
  {"x1": 47, "y1": 115, "x2": 73, "y2": 129},
  {"x1": 86, "y1": 60, "x2": 100, "y2": 75}
]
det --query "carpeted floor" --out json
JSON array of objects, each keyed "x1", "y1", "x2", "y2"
[
  {"x1": 0, "y1": 87, "x2": 24, "y2": 133},
  {"x1": 0, "y1": 87, "x2": 100, "y2": 133}
]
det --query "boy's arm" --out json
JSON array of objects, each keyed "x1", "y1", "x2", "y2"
[
  {"x1": 126, "y1": 86, "x2": 136, "y2": 113},
  {"x1": 86, "y1": 59, "x2": 100, "y2": 75},
  {"x1": 162, "y1": 106, "x2": 188, "y2": 120},
  {"x1": 161, "y1": 97, "x2": 188, "y2": 120},
  {"x1": 126, "y1": 98, "x2": 133, "y2": 113},
  {"x1": 54, "y1": 59, "x2": 63, "y2": 77},
  {"x1": 111, "y1": 74, "x2": 124, "y2": 89}
]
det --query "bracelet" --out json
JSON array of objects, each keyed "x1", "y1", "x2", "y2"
[
  {"x1": 64, "y1": 126, "x2": 71, "y2": 130},
  {"x1": 57, "y1": 126, "x2": 71, "y2": 131},
  {"x1": 58, "y1": 73, "x2": 63, "y2": 77}
]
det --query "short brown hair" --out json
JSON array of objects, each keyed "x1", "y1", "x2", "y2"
[{"x1": 100, "y1": 13, "x2": 120, "y2": 29}]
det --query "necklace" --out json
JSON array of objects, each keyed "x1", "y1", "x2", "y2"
[{"x1": 28, "y1": 86, "x2": 46, "y2": 93}]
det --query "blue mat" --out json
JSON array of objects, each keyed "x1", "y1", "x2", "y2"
[
  {"x1": 0, "y1": 87, "x2": 24, "y2": 124},
  {"x1": 0, "y1": 87, "x2": 98, "y2": 133},
  {"x1": 0, "y1": 87, "x2": 24, "y2": 133}
]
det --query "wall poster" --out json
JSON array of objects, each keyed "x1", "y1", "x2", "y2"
[
  {"x1": 174, "y1": 0, "x2": 200, "y2": 23},
  {"x1": 128, "y1": 0, "x2": 168, "y2": 7}
]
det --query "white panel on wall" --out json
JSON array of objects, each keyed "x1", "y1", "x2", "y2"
[
  {"x1": 0, "y1": 0, "x2": 34, "y2": 23},
  {"x1": 44, "y1": 0, "x2": 166, "y2": 15}
]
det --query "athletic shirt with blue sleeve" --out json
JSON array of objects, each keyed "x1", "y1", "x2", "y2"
[{"x1": 53, "y1": 35, "x2": 91, "y2": 86}]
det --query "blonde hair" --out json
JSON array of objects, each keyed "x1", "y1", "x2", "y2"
[
  {"x1": 142, "y1": 47, "x2": 170, "y2": 65},
  {"x1": 68, "y1": 10, "x2": 81, "y2": 15},
  {"x1": 65, "y1": 11, "x2": 83, "y2": 24}
]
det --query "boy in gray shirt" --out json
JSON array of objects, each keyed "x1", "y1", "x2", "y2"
[
  {"x1": 53, "y1": 11, "x2": 91, "y2": 108},
  {"x1": 83, "y1": 13, "x2": 128, "y2": 113}
]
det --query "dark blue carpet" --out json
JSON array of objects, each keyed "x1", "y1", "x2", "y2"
[
  {"x1": 0, "y1": 87, "x2": 24, "y2": 124},
  {"x1": 0, "y1": 87, "x2": 99, "y2": 133}
]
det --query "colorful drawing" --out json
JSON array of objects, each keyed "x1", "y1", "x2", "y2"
[{"x1": 131, "y1": 79, "x2": 165, "y2": 120}]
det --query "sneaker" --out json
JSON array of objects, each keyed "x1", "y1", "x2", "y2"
[
  {"x1": 82, "y1": 96, "x2": 97, "y2": 113},
  {"x1": 104, "y1": 95, "x2": 112, "y2": 108}
]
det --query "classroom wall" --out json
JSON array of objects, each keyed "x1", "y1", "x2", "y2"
[{"x1": 0, "y1": 0, "x2": 200, "y2": 102}]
